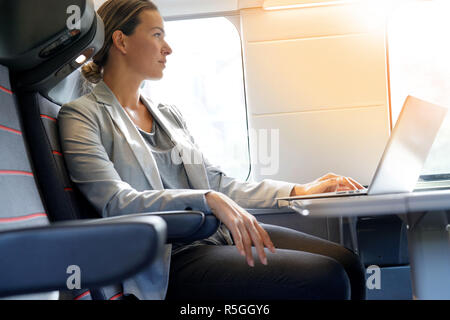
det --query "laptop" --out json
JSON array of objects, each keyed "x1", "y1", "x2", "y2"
[{"x1": 277, "y1": 95, "x2": 448, "y2": 201}]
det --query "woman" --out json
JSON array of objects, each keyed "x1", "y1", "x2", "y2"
[{"x1": 59, "y1": 0, "x2": 366, "y2": 300}]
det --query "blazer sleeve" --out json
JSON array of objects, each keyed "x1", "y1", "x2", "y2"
[
  {"x1": 168, "y1": 105, "x2": 296, "y2": 210},
  {"x1": 58, "y1": 98, "x2": 212, "y2": 218}
]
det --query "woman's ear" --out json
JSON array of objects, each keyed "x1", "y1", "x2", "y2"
[{"x1": 111, "y1": 30, "x2": 127, "y2": 55}]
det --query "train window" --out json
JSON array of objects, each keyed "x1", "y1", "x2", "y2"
[
  {"x1": 388, "y1": 0, "x2": 450, "y2": 180},
  {"x1": 143, "y1": 17, "x2": 250, "y2": 181}
]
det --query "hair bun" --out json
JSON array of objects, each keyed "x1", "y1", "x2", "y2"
[{"x1": 81, "y1": 61, "x2": 103, "y2": 84}]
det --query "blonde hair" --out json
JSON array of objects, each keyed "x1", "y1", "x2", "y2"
[{"x1": 81, "y1": 0, "x2": 158, "y2": 83}]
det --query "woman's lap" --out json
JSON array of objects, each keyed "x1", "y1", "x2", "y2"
[
  {"x1": 261, "y1": 223, "x2": 366, "y2": 300},
  {"x1": 166, "y1": 223, "x2": 365, "y2": 300}
]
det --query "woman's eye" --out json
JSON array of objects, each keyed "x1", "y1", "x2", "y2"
[{"x1": 154, "y1": 33, "x2": 162, "y2": 38}]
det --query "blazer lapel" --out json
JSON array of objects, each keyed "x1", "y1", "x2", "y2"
[
  {"x1": 92, "y1": 81, "x2": 164, "y2": 190},
  {"x1": 140, "y1": 95, "x2": 210, "y2": 190}
]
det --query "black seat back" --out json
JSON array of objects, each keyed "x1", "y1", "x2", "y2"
[{"x1": 19, "y1": 86, "x2": 99, "y2": 221}]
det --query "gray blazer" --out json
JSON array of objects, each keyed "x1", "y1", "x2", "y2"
[{"x1": 58, "y1": 80, "x2": 295, "y2": 299}]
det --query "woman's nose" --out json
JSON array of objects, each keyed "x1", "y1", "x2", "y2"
[{"x1": 163, "y1": 42, "x2": 172, "y2": 56}]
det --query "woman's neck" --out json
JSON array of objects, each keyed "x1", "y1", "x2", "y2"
[{"x1": 103, "y1": 65, "x2": 142, "y2": 110}]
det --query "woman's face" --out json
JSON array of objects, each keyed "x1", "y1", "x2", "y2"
[{"x1": 123, "y1": 10, "x2": 172, "y2": 80}]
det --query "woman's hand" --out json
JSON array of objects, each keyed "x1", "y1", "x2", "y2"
[
  {"x1": 291, "y1": 172, "x2": 365, "y2": 196},
  {"x1": 205, "y1": 191, "x2": 276, "y2": 267}
]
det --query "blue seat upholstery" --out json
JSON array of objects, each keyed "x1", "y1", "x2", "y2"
[{"x1": 0, "y1": 65, "x2": 50, "y2": 232}]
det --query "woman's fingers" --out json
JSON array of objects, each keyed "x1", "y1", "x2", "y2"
[
  {"x1": 316, "y1": 173, "x2": 364, "y2": 190},
  {"x1": 244, "y1": 218, "x2": 267, "y2": 266},
  {"x1": 206, "y1": 191, "x2": 275, "y2": 267},
  {"x1": 340, "y1": 176, "x2": 357, "y2": 190},
  {"x1": 233, "y1": 210, "x2": 272, "y2": 266},
  {"x1": 227, "y1": 203, "x2": 256, "y2": 267},
  {"x1": 348, "y1": 177, "x2": 365, "y2": 189},
  {"x1": 237, "y1": 219, "x2": 255, "y2": 267},
  {"x1": 234, "y1": 203, "x2": 275, "y2": 258},
  {"x1": 319, "y1": 177, "x2": 341, "y2": 192},
  {"x1": 229, "y1": 220, "x2": 257, "y2": 268},
  {"x1": 301, "y1": 174, "x2": 366, "y2": 195},
  {"x1": 322, "y1": 176, "x2": 357, "y2": 192},
  {"x1": 235, "y1": 208, "x2": 270, "y2": 266},
  {"x1": 227, "y1": 219, "x2": 245, "y2": 256},
  {"x1": 255, "y1": 221, "x2": 276, "y2": 254},
  {"x1": 317, "y1": 172, "x2": 339, "y2": 182}
]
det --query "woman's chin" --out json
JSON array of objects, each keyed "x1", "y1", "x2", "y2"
[{"x1": 146, "y1": 73, "x2": 164, "y2": 81}]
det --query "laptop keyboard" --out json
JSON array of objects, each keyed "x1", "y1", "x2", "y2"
[{"x1": 336, "y1": 188, "x2": 368, "y2": 195}]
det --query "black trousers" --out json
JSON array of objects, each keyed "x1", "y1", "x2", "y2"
[{"x1": 166, "y1": 223, "x2": 366, "y2": 300}]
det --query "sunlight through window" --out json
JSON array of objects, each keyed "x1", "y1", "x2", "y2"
[
  {"x1": 388, "y1": 0, "x2": 450, "y2": 177},
  {"x1": 144, "y1": 17, "x2": 249, "y2": 181}
]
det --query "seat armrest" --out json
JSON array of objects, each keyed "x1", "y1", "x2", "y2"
[
  {"x1": 84, "y1": 211, "x2": 220, "y2": 243},
  {"x1": 245, "y1": 208, "x2": 297, "y2": 216},
  {"x1": 144, "y1": 211, "x2": 220, "y2": 242},
  {"x1": 182, "y1": 214, "x2": 221, "y2": 242},
  {"x1": 0, "y1": 216, "x2": 165, "y2": 298}
]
